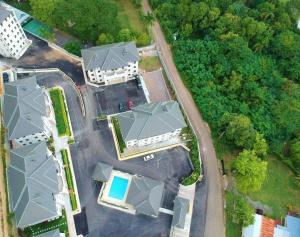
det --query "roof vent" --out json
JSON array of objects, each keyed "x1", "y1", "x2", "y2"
[
  {"x1": 24, "y1": 113, "x2": 31, "y2": 121},
  {"x1": 21, "y1": 86, "x2": 27, "y2": 91}
]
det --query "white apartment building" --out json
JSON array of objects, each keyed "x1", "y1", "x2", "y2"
[
  {"x1": 117, "y1": 101, "x2": 187, "y2": 148},
  {"x1": 0, "y1": 5, "x2": 31, "y2": 59},
  {"x1": 3, "y1": 76, "x2": 55, "y2": 147},
  {"x1": 81, "y1": 42, "x2": 140, "y2": 86}
]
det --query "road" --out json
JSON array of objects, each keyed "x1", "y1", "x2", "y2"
[{"x1": 142, "y1": 1, "x2": 225, "y2": 237}]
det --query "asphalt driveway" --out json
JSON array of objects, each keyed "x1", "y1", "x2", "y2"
[{"x1": 93, "y1": 80, "x2": 147, "y2": 115}]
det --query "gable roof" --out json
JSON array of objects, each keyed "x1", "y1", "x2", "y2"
[
  {"x1": 117, "y1": 101, "x2": 186, "y2": 142},
  {"x1": 0, "y1": 5, "x2": 11, "y2": 23},
  {"x1": 7, "y1": 142, "x2": 59, "y2": 229},
  {"x1": 36, "y1": 229, "x2": 60, "y2": 237},
  {"x1": 3, "y1": 76, "x2": 47, "y2": 140},
  {"x1": 92, "y1": 162, "x2": 113, "y2": 182},
  {"x1": 261, "y1": 216, "x2": 276, "y2": 237},
  {"x1": 126, "y1": 176, "x2": 164, "y2": 217},
  {"x1": 172, "y1": 196, "x2": 189, "y2": 228},
  {"x1": 286, "y1": 215, "x2": 300, "y2": 237},
  {"x1": 81, "y1": 42, "x2": 139, "y2": 71}
]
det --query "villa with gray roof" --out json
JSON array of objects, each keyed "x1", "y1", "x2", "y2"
[
  {"x1": 81, "y1": 42, "x2": 139, "y2": 86},
  {"x1": 116, "y1": 101, "x2": 186, "y2": 148},
  {"x1": 3, "y1": 76, "x2": 55, "y2": 147},
  {"x1": 126, "y1": 175, "x2": 164, "y2": 217},
  {"x1": 0, "y1": 5, "x2": 31, "y2": 59},
  {"x1": 7, "y1": 141, "x2": 63, "y2": 229}
]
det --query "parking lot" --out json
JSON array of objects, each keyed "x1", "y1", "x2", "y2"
[{"x1": 93, "y1": 79, "x2": 147, "y2": 115}]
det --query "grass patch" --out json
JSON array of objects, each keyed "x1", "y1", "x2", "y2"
[
  {"x1": 112, "y1": 117, "x2": 126, "y2": 153},
  {"x1": 23, "y1": 209, "x2": 69, "y2": 236},
  {"x1": 225, "y1": 192, "x2": 243, "y2": 237},
  {"x1": 61, "y1": 150, "x2": 77, "y2": 211},
  {"x1": 50, "y1": 88, "x2": 71, "y2": 137},
  {"x1": 113, "y1": 0, "x2": 147, "y2": 36},
  {"x1": 140, "y1": 56, "x2": 161, "y2": 72},
  {"x1": 248, "y1": 156, "x2": 300, "y2": 219}
]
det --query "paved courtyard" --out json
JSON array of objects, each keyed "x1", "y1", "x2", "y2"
[
  {"x1": 93, "y1": 79, "x2": 147, "y2": 115},
  {"x1": 142, "y1": 69, "x2": 170, "y2": 102}
]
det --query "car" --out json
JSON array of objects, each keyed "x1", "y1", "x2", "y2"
[
  {"x1": 2, "y1": 72, "x2": 9, "y2": 83},
  {"x1": 135, "y1": 75, "x2": 142, "y2": 89},
  {"x1": 119, "y1": 102, "x2": 126, "y2": 112},
  {"x1": 127, "y1": 100, "x2": 134, "y2": 110}
]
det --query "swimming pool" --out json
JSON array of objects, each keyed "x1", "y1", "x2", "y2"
[{"x1": 108, "y1": 176, "x2": 129, "y2": 200}]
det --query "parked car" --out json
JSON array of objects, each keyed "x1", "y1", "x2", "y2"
[
  {"x1": 127, "y1": 100, "x2": 134, "y2": 110},
  {"x1": 119, "y1": 102, "x2": 126, "y2": 112},
  {"x1": 2, "y1": 72, "x2": 9, "y2": 83},
  {"x1": 135, "y1": 75, "x2": 142, "y2": 89}
]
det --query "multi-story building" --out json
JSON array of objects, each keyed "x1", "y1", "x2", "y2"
[
  {"x1": 7, "y1": 141, "x2": 63, "y2": 229},
  {"x1": 0, "y1": 5, "x2": 31, "y2": 59},
  {"x1": 116, "y1": 101, "x2": 187, "y2": 148},
  {"x1": 81, "y1": 42, "x2": 140, "y2": 86},
  {"x1": 3, "y1": 76, "x2": 55, "y2": 147}
]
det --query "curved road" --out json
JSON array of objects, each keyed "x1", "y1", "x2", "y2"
[{"x1": 142, "y1": 1, "x2": 225, "y2": 237}]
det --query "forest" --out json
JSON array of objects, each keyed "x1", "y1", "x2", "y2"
[{"x1": 150, "y1": 0, "x2": 300, "y2": 175}]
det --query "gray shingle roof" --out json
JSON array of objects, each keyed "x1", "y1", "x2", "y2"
[
  {"x1": 7, "y1": 142, "x2": 59, "y2": 229},
  {"x1": 3, "y1": 76, "x2": 47, "y2": 140},
  {"x1": 172, "y1": 196, "x2": 189, "y2": 228},
  {"x1": 92, "y1": 162, "x2": 113, "y2": 182},
  {"x1": 36, "y1": 229, "x2": 60, "y2": 237},
  {"x1": 117, "y1": 101, "x2": 187, "y2": 142},
  {"x1": 126, "y1": 176, "x2": 164, "y2": 217},
  {"x1": 81, "y1": 42, "x2": 139, "y2": 71},
  {"x1": 0, "y1": 5, "x2": 11, "y2": 23}
]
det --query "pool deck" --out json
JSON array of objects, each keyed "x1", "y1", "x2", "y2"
[{"x1": 98, "y1": 171, "x2": 135, "y2": 214}]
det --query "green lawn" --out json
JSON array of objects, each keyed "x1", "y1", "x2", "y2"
[
  {"x1": 112, "y1": 117, "x2": 126, "y2": 153},
  {"x1": 249, "y1": 156, "x2": 300, "y2": 219},
  {"x1": 140, "y1": 56, "x2": 161, "y2": 72},
  {"x1": 226, "y1": 213, "x2": 242, "y2": 237},
  {"x1": 61, "y1": 150, "x2": 77, "y2": 211},
  {"x1": 113, "y1": 0, "x2": 147, "y2": 35},
  {"x1": 23, "y1": 210, "x2": 68, "y2": 236},
  {"x1": 50, "y1": 88, "x2": 71, "y2": 137}
]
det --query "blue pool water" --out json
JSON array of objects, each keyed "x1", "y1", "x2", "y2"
[{"x1": 108, "y1": 176, "x2": 129, "y2": 200}]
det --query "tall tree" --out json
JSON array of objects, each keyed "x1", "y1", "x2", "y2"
[
  {"x1": 30, "y1": 0, "x2": 61, "y2": 25},
  {"x1": 232, "y1": 150, "x2": 267, "y2": 193}
]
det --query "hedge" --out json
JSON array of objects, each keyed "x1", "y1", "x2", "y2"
[{"x1": 112, "y1": 117, "x2": 126, "y2": 153}]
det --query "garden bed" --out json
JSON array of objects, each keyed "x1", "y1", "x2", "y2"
[
  {"x1": 50, "y1": 88, "x2": 71, "y2": 137},
  {"x1": 61, "y1": 149, "x2": 77, "y2": 211},
  {"x1": 111, "y1": 117, "x2": 126, "y2": 153}
]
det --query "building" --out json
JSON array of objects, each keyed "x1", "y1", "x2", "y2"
[
  {"x1": 117, "y1": 101, "x2": 187, "y2": 148},
  {"x1": 3, "y1": 76, "x2": 55, "y2": 147},
  {"x1": 7, "y1": 142, "x2": 63, "y2": 229},
  {"x1": 81, "y1": 42, "x2": 139, "y2": 86},
  {"x1": 242, "y1": 214, "x2": 300, "y2": 237},
  {"x1": 126, "y1": 175, "x2": 164, "y2": 217},
  {"x1": 171, "y1": 197, "x2": 190, "y2": 229},
  {"x1": 36, "y1": 229, "x2": 65, "y2": 237},
  {"x1": 0, "y1": 5, "x2": 31, "y2": 59}
]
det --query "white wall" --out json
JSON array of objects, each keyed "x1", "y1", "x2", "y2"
[
  {"x1": 0, "y1": 10, "x2": 31, "y2": 59},
  {"x1": 126, "y1": 128, "x2": 181, "y2": 148},
  {"x1": 87, "y1": 61, "x2": 138, "y2": 85}
]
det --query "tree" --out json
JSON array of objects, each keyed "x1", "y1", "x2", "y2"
[
  {"x1": 253, "y1": 133, "x2": 268, "y2": 159},
  {"x1": 136, "y1": 33, "x2": 150, "y2": 47},
  {"x1": 30, "y1": 0, "x2": 60, "y2": 25},
  {"x1": 232, "y1": 150, "x2": 268, "y2": 193},
  {"x1": 226, "y1": 192, "x2": 254, "y2": 227},
  {"x1": 118, "y1": 28, "x2": 134, "y2": 42},
  {"x1": 289, "y1": 137, "x2": 300, "y2": 173},
  {"x1": 96, "y1": 33, "x2": 114, "y2": 45},
  {"x1": 40, "y1": 28, "x2": 54, "y2": 42},
  {"x1": 63, "y1": 41, "x2": 81, "y2": 56},
  {"x1": 54, "y1": 0, "x2": 120, "y2": 42},
  {"x1": 226, "y1": 114, "x2": 256, "y2": 149}
]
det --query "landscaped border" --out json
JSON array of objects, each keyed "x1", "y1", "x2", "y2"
[
  {"x1": 61, "y1": 149, "x2": 77, "y2": 211},
  {"x1": 111, "y1": 117, "x2": 126, "y2": 153},
  {"x1": 50, "y1": 87, "x2": 71, "y2": 137}
]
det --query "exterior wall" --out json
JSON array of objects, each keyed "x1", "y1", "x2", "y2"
[
  {"x1": 126, "y1": 128, "x2": 182, "y2": 148},
  {"x1": 87, "y1": 61, "x2": 139, "y2": 86},
  {"x1": 0, "y1": 10, "x2": 31, "y2": 59}
]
